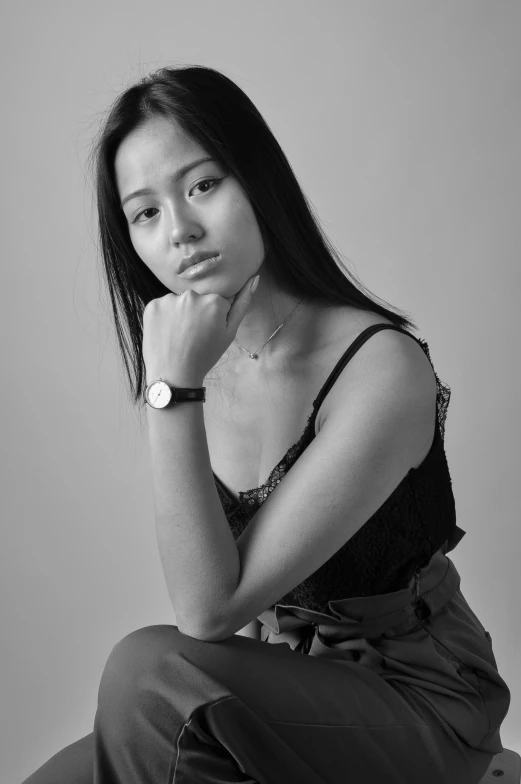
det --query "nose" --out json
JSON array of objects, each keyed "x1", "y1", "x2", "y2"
[{"x1": 168, "y1": 204, "x2": 203, "y2": 248}]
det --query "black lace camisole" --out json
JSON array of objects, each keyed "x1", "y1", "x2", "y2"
[{"x1": 212, "y1": 324, "x2": 456, "y2": 615}]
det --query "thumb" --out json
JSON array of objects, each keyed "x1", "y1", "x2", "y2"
[{"x1": 225, "y1": 275, "x2": 259, "y2": 336}]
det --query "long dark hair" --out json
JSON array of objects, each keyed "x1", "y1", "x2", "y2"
[{"x1": 90, "y1": 64, "x2": 417, "y2": 405}]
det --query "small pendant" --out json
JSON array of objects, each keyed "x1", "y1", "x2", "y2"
[{"x1": 249, "y1": 353, "x2": 258, "y2": 359}]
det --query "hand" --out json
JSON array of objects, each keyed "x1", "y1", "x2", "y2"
[{"x1": 143, "y1": 275, "x2": 259, "y2": 385}]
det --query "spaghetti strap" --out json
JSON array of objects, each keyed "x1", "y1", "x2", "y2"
[
  {"x1": 310, "y1": 323, "x2": 418, "y2": 426},
  {"x1": 213, "y1": 323, "x2": 425, "y2": 508}
]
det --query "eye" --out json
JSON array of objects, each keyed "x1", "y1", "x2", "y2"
[
  {"x1": 189, "y1": 178, "x2": 222, "y2": 197},
  {"x1": 132, "y1": 207, "x2": 159, "y2": 224}
]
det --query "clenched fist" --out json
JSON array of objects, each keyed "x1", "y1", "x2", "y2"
[{"x1": 143, "y1": 275, "x2": 259, "y2": 386}]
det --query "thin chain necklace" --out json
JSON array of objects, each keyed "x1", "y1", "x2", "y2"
[{"x1": 234, "y1": 298, "x2": 304, "y2": 359}]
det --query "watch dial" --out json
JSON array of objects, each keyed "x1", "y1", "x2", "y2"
[{"x1": 148, "y1": 381, "x2": 172, "y2": 408}]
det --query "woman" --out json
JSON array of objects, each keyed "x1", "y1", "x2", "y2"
[{"x1": 24, "y1": 65, "x2": 510, "y2": 784}]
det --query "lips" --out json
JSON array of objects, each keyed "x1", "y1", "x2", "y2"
[{"x1": 178, "y1": 251, "x2": 220, "y2": 274}]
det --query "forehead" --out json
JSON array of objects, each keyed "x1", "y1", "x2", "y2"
[{"x1": 114, "y1": 115, "x2": 207, "y2": 196}]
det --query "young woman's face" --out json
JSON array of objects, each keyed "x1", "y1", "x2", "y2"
[{"x1": 115, "y1": 115, "x2": 265, "y2": 298}]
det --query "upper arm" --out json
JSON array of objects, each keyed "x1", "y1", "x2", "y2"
[{"x1": 210, "y1": 331, "x2": 437, "y2": 641}]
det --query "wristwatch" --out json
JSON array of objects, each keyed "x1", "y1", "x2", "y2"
[{"x1": 144, "y1": 378, "x2": 206, "y2": 409}]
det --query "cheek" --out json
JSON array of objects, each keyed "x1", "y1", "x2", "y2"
[
  {"x1": 130, "y1": 230, "x2": 161, "y2": 269},
  {"x1": 223, "y1": 195, "x2": 263, "y2": 252},
  {"x1": 129, "y1": 236, "x2": 173, "y2": 289}
]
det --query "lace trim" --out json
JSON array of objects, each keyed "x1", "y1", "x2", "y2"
[{"x1": 417, "y1": 338, "x2": 451, "y2": 440}]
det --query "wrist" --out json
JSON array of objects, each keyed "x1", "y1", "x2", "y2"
[
  {"x1": 144, "y1": 376, "x2": 206, "y2": 410},
  {"x1": 146, "y1": 372, "x2": 205, "y2": 388}
]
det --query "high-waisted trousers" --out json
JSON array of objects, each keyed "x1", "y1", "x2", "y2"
[{"x1": 21, "y1": 528, "x2": 510, "y2": 784}]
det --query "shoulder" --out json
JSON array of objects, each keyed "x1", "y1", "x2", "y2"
[
  {"x1": 318, "y1": 318, "x2": 438, "y2": 459},
  {"x1": 342, "y1": 322, "x2": 435, "y2": 389}
]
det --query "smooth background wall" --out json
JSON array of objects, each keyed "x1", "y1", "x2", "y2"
[{"x1": 2, "y1": 1, "x2": 519, "y2": 780}]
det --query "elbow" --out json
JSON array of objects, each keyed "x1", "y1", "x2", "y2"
[
  {"x1": 174, "y1": 594, "x2": 239, "y2": 643},
  {"x1": 176, "y1": 607, "x2": 232, "y2": 642},
  {"x1": 177, "y1": 620, "x2": 234, "y2": 643}
]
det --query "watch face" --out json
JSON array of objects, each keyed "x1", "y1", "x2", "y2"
[{"x1": 146, "y1": 380, "x2": 172, "y2": 409}]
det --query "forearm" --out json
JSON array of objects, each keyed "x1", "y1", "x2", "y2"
[{"x1": 146, "y1": 392, "x2": 241, "y2": 637}]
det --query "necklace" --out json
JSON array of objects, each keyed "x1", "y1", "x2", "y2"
[{"x1": 234, "y1": 298, "x2": 304, "y2": 359}]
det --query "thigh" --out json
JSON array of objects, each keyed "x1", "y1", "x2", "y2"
[
  {"x1": 101, "y1": 625, "x2": 481, "y2": 784},
  {"x1": 21, "y1": 734, "x2": 93, "y2": 784}
]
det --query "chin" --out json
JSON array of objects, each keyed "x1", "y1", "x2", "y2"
[
  {"x1": 196, "y1": 280, "x2": 234, "y2": 298},
  {"x1": 195, "y1": 277, "x2": 244, "y2": 300}
]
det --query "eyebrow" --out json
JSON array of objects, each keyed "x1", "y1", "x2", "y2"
[{"x1": 120, "y1": 156, "x2": 215, "y2": 208}]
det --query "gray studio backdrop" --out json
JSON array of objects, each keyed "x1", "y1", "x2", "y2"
[{"x1": 2, "y1": 1, "x2": 520, "y2": 781}]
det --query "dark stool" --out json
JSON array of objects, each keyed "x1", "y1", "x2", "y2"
[{"x1": 479, "y1": 749, "x2": 521, "y2": 782}]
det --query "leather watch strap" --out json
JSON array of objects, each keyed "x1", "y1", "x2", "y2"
[{"x1": 171, "y1": 387, "x2": 206, "y2": 403}]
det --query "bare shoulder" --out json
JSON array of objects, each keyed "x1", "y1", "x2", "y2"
[
  {"x1": 315, "y1": 309, "x2": 433, "y2": 404},
  {"x1": 318, "y1": 311, "x2": 438, "y2": 465},
  {"x1": 342, "y1": 319, "x2": 435, "y2": 385}
]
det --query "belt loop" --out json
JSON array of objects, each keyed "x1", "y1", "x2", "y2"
[
  {"x1": 414, "y1": 568, "x2": 420, "y2": 602},
  {"x1": 413, "y1": 567, "x2": 432, "y2": 621}
]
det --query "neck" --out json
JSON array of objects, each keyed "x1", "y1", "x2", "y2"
[{"x1": 226, "y1": 272, "x2": 307, "y2": 364}]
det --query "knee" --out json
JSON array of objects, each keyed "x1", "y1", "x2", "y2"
[{"x1": 97, "y1": 624, "x2": 181, "y2": 718}]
